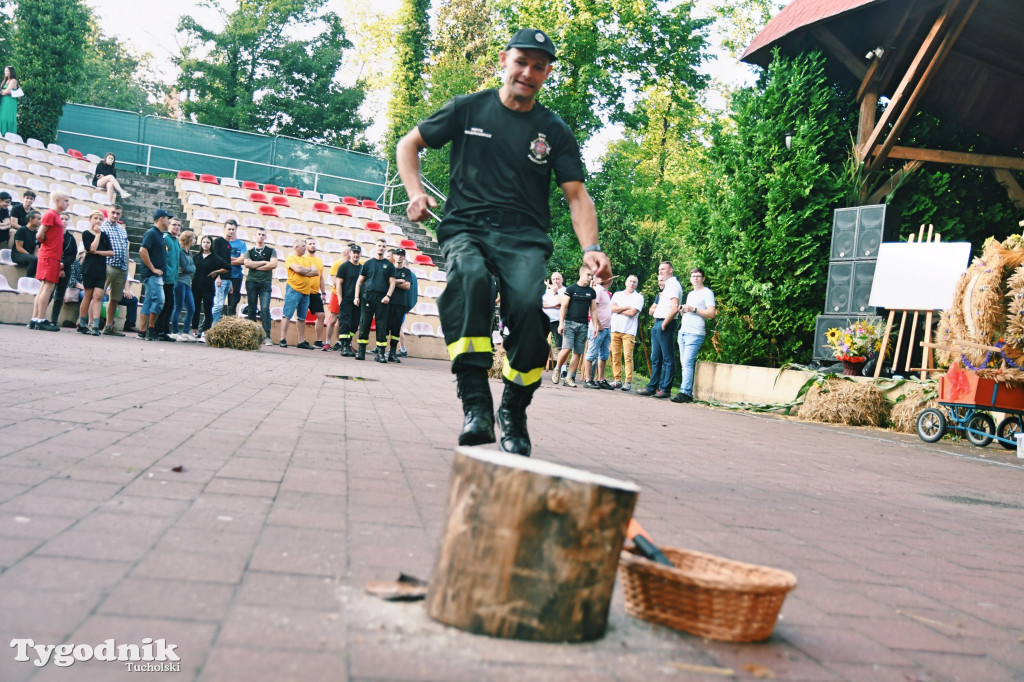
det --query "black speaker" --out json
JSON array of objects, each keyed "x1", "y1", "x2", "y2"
[
  {"x1": 830, "y1": 208, "x2": 858, "y2": 260},
  {"x1": 829, "y1": 204, "x2": 894, "y2": 261},
  {"x1": 855, "y1": 205, "x2": 887, "y2": 259},
  {"x1": 825, "y1": 263, "x2": 853, "y2": 313},
  {"x1": 851, "y1": 261, "x2": 876, "y2": 314},
  {"x1": 813, "y1": 314, "x2": 856, "y2": 360}
]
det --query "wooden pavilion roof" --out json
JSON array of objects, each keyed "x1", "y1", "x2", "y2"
[{"x1": 741, "y1": 0, "x2": 1024, "y2": 150}]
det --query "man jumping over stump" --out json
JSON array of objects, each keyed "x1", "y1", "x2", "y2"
[{"x1": 396, "y1": 28, "x2": 612, "y2": 457}]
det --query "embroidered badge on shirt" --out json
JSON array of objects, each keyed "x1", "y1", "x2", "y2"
[
  {"x1": 529, "y1": 133, "x2": 550, "y2": 165},
  {"x1": 464, "y1": 127, "x2": 492, "y2": 138}
]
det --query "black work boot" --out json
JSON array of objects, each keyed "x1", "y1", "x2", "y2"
[
  {"x1": 456, "y1": 368, "x2": 495, "y2": 446},
  {"x1": 496, "y1": 380, "x2": 537, "y2": 457},
  {"x1": 356, "y1": 346, "x2": 366, "y2": 360},
  {"x1": 375, "y1": 346, "x2": 388, "y2": 363},
  {"x1": 388, "y1": 345, "x2": 401, "y2": 363}
]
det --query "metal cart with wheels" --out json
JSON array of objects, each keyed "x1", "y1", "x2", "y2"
[{"x1": 916, "y1": 369, "x2": 1024, "y2": 449}]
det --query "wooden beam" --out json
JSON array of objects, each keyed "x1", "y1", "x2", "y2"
[
  {"x1": 859, "y1": 0, "x2": 960, "y2": 163},
  {"x1": 877, "y1": 2, "x2": 927, "y2": 94},
  {"x1": 857, "y1": 0, "x2": 916, "y2": 101},
  {"x1": 866, "y1": 161, "x2": 923, "y2": 204},
  {"x1": 888, "y1": 146, "x2": 1024, "y2": 171},
  {"x1": 994, "y1": 169, "x2": 1024, "y2": 213},
  {"x1": 867, "y1": 0, "x2": 981, "y2": 174},
  {"x1": 810, "y1": 25, "x2": 867, "y2": 81},
  {"x1": 857, "y1": 88, "x2": 879, "y2": 154}
]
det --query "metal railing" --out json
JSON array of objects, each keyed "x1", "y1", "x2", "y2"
[
  {"x1": 383, "y1": 170, "x2": 447, "y2": 222},
  {"x1": 55, "y1": 130, "x2": 389, "y2": 203}
]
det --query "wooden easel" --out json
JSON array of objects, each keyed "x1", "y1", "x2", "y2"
[{"x1": 873, "y1": 225, "x2": 941, "y2": 379}]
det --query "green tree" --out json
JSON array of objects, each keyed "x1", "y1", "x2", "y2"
[
  {"x1": 0, "y1": 1, "x2": 14, "y2": 69},
  {"x1": 695, "y1": 50, "x2": 853, "y2": 367},
  {"x1": 384, "y1": 0, "x2": 430, "y2": 158},
  {"x1": 175, "y1": 0, "x2": 368, "y2": 148},
  {"x1": 78, "y1": 12, "x2": 169, "y2": 115},
  {"x1": 12, "y1": 0, "x2": 89, "y2": 143}
]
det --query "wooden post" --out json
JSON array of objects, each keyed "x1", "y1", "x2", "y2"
[{"x1": 426, "y1": 447, "x2": 639, "y2": 642}]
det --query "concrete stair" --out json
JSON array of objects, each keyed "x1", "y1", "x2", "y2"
[
  {"x1": 115, "y1": 171, "x2": 187, "y2": 266},
  {"x1": 386, "y1": 213, "x2": 445, "y2": 269}
]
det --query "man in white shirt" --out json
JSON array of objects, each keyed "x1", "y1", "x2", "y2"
[
  {"x1": 637, "y1": 261, "x2": 681, "y2": 398},
  {"x1": 542, "y1": 271, "x2": 566, "y2": 375},
  {"x1": 609, "y1": 274, "x2": 644, "y2": 391}
]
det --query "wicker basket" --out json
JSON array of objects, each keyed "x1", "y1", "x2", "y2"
[{"x1": 618, "y1": 546, "x2": 797, "y2": 642}]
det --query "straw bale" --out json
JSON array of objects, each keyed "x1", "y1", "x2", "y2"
[
  {"x1": 934, "y1": 310, "x2": 954, "y2": 368},
  {"x1": 203, "y1": 317, "x2": 266, "y2": 351},
  {"x1": 889, "y1": 387, "x2": 939, "y2": 434},
  {"x1": 951, "y1": 250, "x2": 1005, "y2": 370},
  {"x1": 798, "y1": 378, "x2": 890, "y2": 427}
]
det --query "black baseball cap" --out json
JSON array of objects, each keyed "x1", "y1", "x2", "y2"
[
  {"x1": 153, "y1": 208, "x2": 173, "y2": 220},
  {"x1": 349, "y1": 244, "x2": 361, "y2": 252},
  {"x1": 506, "y1": 28, "x2": 557, "y2": 62}
]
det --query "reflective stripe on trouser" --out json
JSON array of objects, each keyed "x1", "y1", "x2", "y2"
[
  {"x1": 338, "y1": 300, "x2": 358, "y2": 340},
  {"x1": 387, "y1": 304, "x2": 406, "y2": 349},
  {"x1": 436, "y1": 218, "x2": 553, "y2": 384},
  {"x1": 357, "y1": 290, "x2": 388, "y2": 345}
]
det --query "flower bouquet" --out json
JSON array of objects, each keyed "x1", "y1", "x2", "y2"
[{"x1": 824, "y1": 319, "x2": 884, "y2": 375}]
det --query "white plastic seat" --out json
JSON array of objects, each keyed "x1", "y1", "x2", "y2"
[
  {"x1": 301, "y1": 211, "x2": 321, "y2": 223},
  {"x1": 48, "y1": 168, "x2": 69, "y2": 181},
  {"x1": 0, "y1": 273, "x2": 15, "y2": 291},
  {"x1": 241, "y1": 216, "x2": 262, "y2": 228},
  {"x1": 5, "y1": 143, "x2": 24, "y2": 157},
  {"x1": 343, "y1": 218, "x2": 362, "y2": 229},
  {"x1": 4, "y1": 132, "x2": 23, "y2": 144},
  {"x1": 92, "y1": 193, "x2": 111, "y2": 206},
  {"x1": 218, "y1": 212, "x2": 240, "y2": 224},
  {"x1": 205, "y1": 185, "x2": 225, "y2": 197},
  {"x1": 220, "y1": 177, "x2": 240, "y2": 188},
  {"x1": 71, "y1": 187, "x2": 91, "y2": 200},
  {"x1": 266, "y1": 220, "x2": 285, "y2": 231},
  {"x1": 85, "y1": 153, "x2": 102, "y2": 163},
  {"x1": 71, "y1": 219, "x2": 88, "y2": 232},
  {"x1": 194, "y1": 209, "x2": 216, "y2": 221},
  {"x1": 0, "y1": 248, "x2": 13, "y2": 265},
  {"x1": 237, "y1": 228, "x2": 249, "y2": 241},
  {"x1": 235, "y1": 201, "x2": 255, "y2": 214},
  {"x1": 274, "y1": 267, "x2": 287, "y2": 280},
  {"x1": 27, "y1": 151, "x2": 47, "y2": 163},
  {"x1": 311, "y1": 226, "x2": 331, "y2": 238},
  {"x1": 410, "y1": 321, "x2": 435, "y2": 336},
  {"x1": 211, "y1": 197, "x2": 233, "y2": 209},
  {"x1": 271, "y1": 286, "x2": 283, "y2": 299},
  {"x1": 182, "y1": 180, "x2": 202, "y2": 193},
  {"x1": 333, "y1": 229, "x2": 353, "y2": 241},
  {"x1": 47, "y1": 155, "x2": 69, "y2": 168},
  {"x1": 5, "y1": 158, "x2": 25, "y2": 171},
  {"x1": 69, "y1": 159, "x2": 89, "y2": 172},
  {"x1": 27, "y1": 178, "x2": 48, "y2": 192},
  {"x1": 187, "y1": 194, "x2": 210, "y2": 206},
  {"x1": 68, "y1": 173, "x2": 90, "y2": 186},
  {"x1": 325, "y1": 242, "x2": 343, "y2": 253},
  {"x1": 423, "y1": 285, "x2": 444, "y2": 298},
  {"x1": 28, "y1": 163, "x2": 48, "y2": 176},
  {"x1": 323, "y1": 215, "x2": 342, "y2": 226},
  {"x1": 276, "y1": 235, "x2": 295, "y2": 247},
  {"x1": 411, "y1": 267, "x2": 427, "y2": 278},
  {"x1": 384, "y1": 224, "x2": 403, "y2": 235},
  {"x1": 301, "y1": 190, "x2": 321, "y2": 200},
  {"x1": 203, "y1": 224, "x2": 224, "y2": 237},
  {"x1": 26, "y1": 138, "x2": 45, "y2": 150},
  {"x1": 47, "y1": 143, "x2": 65, "y2": 155},
  {"x1": 225, "y1": 187, "x2": 246, "y2": 199},
  {"x1": 356, "y1": 233, "x2": 374, "y2": 245},
  {"x1": 2, "y1": 172, "x2": 25, "y2": 186},
  {"x1": 429, "y1": 270, "x2": 447, "y2": 282},
  {"x1": 288, "y1": 224, "x2": 309, "y2": 235},
  {"x1": 48, "y1": 182, "x2": 70, "y2": 195},
  {"x1": 384, "y1": 236, "x2": 397, "y2": 246},
  {"x1": 321, "y1": 193, "x2": 340, "y2": 203},
  {"x1": 278, "y1": 208, "x2": 298, "y2": 219},
  {"x1": 17, "y1": 276, "x2": 40, "y2": 294},
  {"x1": 270, "y1": 306, "x2": 283, "y2": 319},
  {"x1": 351, "y1": 207, "x2": 371, "y2": 219}
]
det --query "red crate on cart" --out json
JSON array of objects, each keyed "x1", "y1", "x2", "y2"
[{"x1": 939, "y1": 365, "x2": 1024, "y2": 411}]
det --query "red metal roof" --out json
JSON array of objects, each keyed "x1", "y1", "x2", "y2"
[{"x1": 742, "y1": 0, "x2": 885, "y2": 65}]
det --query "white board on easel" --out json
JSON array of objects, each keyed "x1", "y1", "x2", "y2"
[{"x1": 868, "y1": 242, "x2": 972, "y2": 310}]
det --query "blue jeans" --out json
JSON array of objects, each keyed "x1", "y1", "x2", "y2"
[
  {"x1": 585, "y1": 326, "x2": 611, "y2": 362},
  {"x1": 172, "y1": 282, "x2": 195, "y2": 334},
  {"x1": 247, "y1": 279, "x2": 272, "y2": 337},
  {"x1": 140, "y1": 275, "x2": 164, "y2": 316},
  {"x1": 282, "y1": 284, "x2": 309, "y2": 321},
  {"x1": 212, "y1": 278, "x2": 232, "y2": 323},
  {"x1": 646, "y1": 320, "x2": 677, "y2": 391},
  {"x1": 678, "y1": 332, "x2": 705, "y2": 396}
]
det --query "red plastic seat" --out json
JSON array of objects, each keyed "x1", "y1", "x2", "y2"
[
  {"x1": 342, "y1": 196, "x2": 359, "y2": 206},
  {"x1": 333, "y1": 205, "x2": 352, "y2": 216},
  {"x1": 313, "y1": 202, "x2": 331, "y2": 213},
  {"x1": 414, "y1": 254, "x2": 434, "y2": 266},
  {"x1": 263, "y1": 184, "x2": 282, "y2": 194},
  {"x1": 283, "y1": 187, "x2": 301, "y2": 197},
  {"x1": 67, "y1": 149, "x2": 84, "y2": 160},
  {"x1": 241, "y1": 180, "x2": 260, "y2": 190},
  {"x1": 361, "y1": 199, "x2": 379, "y2": 209},
  {"x1": 249, "y1": 192, "x2": 268, "y2": 204},
  {"x1": 177, "y1": 171, "x2": 197, "y2": 181},
  {"x1": 364, "y1": 221, "x2": 384, "y2": 232},
  {"x1": 270, "y1": 195, "x2": 290, "y2": 206},
  {"x1": 258, "y1": 206, "x2": 279, "y2": 217},
  {"x1": 199, "y1": 174, "x2": 219, "y2": 184},
  {"x1": 400, "y1": 239, "x2": 419, "y2": 251}
]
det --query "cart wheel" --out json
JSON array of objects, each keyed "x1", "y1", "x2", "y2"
[
  {"x1": 916, "y1": 408, "x2": 946, "y2": 443},
  {"x1": 965, "y1": 413, "x2": 995, "y2": 447},
  {"x1": 996, "y1": 416, "x2": 1021, "y2": 450}
]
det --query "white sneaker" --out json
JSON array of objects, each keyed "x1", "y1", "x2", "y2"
[
  {"x1": 551, "y1": 372, "x2": 560, "y2": 385},
  {"x1": 264, "y1": 338, "x2": 273, "y2": 346},
  {"x1": 621, "y1": 382, "x2": 632, "y2": 392},
  {"x1": 121, "y1": 192, "x2": 131, "y2": 199}
]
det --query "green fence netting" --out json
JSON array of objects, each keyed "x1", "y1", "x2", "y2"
[{"x1": 55, "y1": 104, "x2": 388, "y2": 201}]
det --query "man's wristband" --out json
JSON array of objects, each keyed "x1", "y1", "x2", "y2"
[{"x1": 582, "y1": 244, "x2": 601, "y2": 254}]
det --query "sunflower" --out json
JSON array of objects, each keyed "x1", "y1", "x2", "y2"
[{"x1": 825, "y1": 328, "x2": 840, "y2": 344}]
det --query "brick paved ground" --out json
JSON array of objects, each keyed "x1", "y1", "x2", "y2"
[{"x1": 0, "y1": 324, "x2": 1022, "y2": 682}]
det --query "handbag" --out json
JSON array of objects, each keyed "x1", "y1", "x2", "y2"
[{"x1": 10, "y1": 87, "x2": 23, "y2": 98}]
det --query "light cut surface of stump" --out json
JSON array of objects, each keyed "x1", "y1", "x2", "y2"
[{"x1": 426, "y1": 446, "x2": 639, "y2": 642}]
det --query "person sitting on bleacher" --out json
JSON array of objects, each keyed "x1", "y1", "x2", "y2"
[
  {"x1": 11, "y1": 209, "x2": 38, "y2": 277},
  {"x1": 11, "y1": 190, "x2": 34, "y2": 228},
  {"x1": 0, "y1": 191, "x2": 12, "y2": 249},
  {"x1": 92, "y1": 153, "x2": 131, "y2": 203}
]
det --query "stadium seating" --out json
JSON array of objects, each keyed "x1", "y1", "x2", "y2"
[
  {"x1": 361, "y1": 199, "x2": 379, "y2": 209},
  {"x1": 177, "y1": 171, "x2": 197, "y2": 181},
  {"x1": 400, "y1": 239, "x2": 419, "y2": 251},
  {"x1": 364, "y1": 221, "x2": 384, "y2": 232},
  {"x1": 67, "y1": 149, "x2": 85, "y2": 160},
  {"x1": 414, "y1": 254, "x2": 435, "y2": 266},
  {"x1": 221, "y1": 177, "x2": 240, "y2": 187},
  {"x1": 313, "y1": 202, "x2": 330, "y2": 213},
  {"x1": 270, "y1": 195, "x2": 289, "y2": 206},
  {"x1": 241, "y1": 181, "x2": 260, "y2": 190},
  {"x1": 333, "y1": 205, "x2": 351, "y2": 216},
  {"x1": 258, "y1": 206, "x2": 279, "y2": 217},
  {"x1": 263, "y1": 184, "x2": 282, "y2": 194},
  {"x1": 200, "y1": 174, "x2": 219, "y2": 184},
  {"x1": 284, "y1": 187, "x2": 301, "y2": 197},
  {"x1": 342, "y1": 196, "x2": 358, "y2": 206},
  {"x1": 249, "y1": 192, "x2": 268, "y2": 204}
]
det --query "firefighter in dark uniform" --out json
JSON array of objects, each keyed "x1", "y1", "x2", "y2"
[
  {"x1": 386, "y1": 248, "x2": 413, "y2": 362},
  {"x1": 396, "y1": 28, "x2": 612, "y2": 456},
  {"x1": 335, "y1": 243, "x2": 362, "y2": 356},
  {"x1": 353, "y1": 238, "x2": 396, "y2": 362}
]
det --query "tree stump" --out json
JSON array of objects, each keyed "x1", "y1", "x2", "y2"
[{"x1": 425, "y1": 446, "x2": 639, "y2": 642}]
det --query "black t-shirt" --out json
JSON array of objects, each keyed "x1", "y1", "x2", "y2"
[
  {"x1": 82, "y1": 230, "x2": 112, "y2": 283},
  {"x1": 417, "y1": 89, "x2": 585, "y2": 229},
  {"x1": 0, "y1": 205, "x2": 10, "y2": 241},
  {"x1": 11, "y1": 203, "x2": 29, "y2": 228},
  {"x1": 13, "y1": 225, "x2": 36, "y2": 255},
  {"x1": 359, "y1": 257, "x2": 395, "y2": 294},
  {"x1": 138, "y1": 226, "x2": 167, "y2": 280},
  {"x1": 336, "y1": 260, "x2": 362, "y2": 301},
  {"x1": 211, "y1": 237, "x2": 232, "y2": 274},
  {"x1": 563, "y1": 283, "x2": 597, "y2": 324},
  {"x1": 245, "y1": 246, "x2": 274, "y2": 284},
  {"x1": 391, "y1": 266, "x2": 412, "y2": 307}
]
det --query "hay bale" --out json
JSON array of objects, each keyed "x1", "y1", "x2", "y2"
[
  {"x1": 204, "y1": 317, "x2": 265, "y2": 351},
  {"x1": 798, "y1": 377, "x2": 890, "y2": 427},
  {"x1": 889, "y1": 387, "x2": 939, "y2": 434},
  {"x1": 488, "y1": 345, "x2": 506, "y2": 380}
]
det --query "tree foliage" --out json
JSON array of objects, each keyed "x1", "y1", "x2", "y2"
[
  {"x1": 694, "y1": 50, "x2": 853, "y2": 367},
  {"x1": 384, "y1": 0, "x2": 430, "y2": 159},
  {"x1": 12, "y1": 0, "x2": 89, "y2": 143},
  {"x1": 78, "y1": 12, "x2": 169, "y2": 115},
  {"x1": 175, "y1": 0, "x2": 368, "y2": 149}
]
